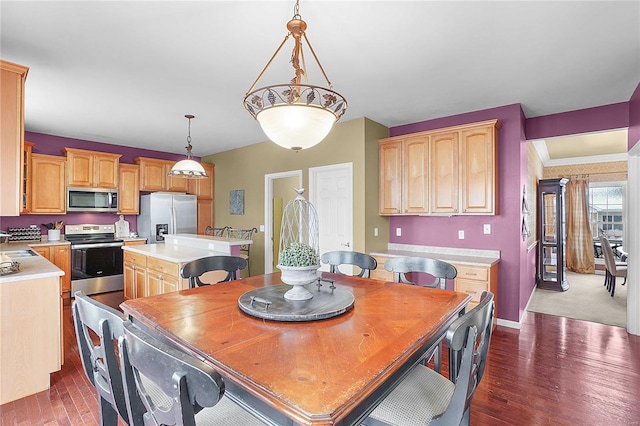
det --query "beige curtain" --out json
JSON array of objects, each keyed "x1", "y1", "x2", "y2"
[{"x1": 566, "y1": 179, "x2": 595, "y2": 273}]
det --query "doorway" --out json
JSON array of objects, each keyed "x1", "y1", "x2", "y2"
[{"x1": 264, "y1": 170, "x2": 302, "y2": 273}]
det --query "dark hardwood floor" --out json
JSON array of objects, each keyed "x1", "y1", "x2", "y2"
[{"x1": 1, "y1": 291, "x2": 639, "y2": 425}]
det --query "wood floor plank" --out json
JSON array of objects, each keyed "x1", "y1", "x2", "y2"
[{"x1": 1, "y1": 291, "x2": 639, "y2": 425}]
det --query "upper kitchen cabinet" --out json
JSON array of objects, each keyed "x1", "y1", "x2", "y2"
[
  {"x1": 460, "y1": 123, "x2": 498, "y2": 214},
  {"x1": 187, "y1": 163, "x2": 215, "y2": 198},
  {"x1": 378, "y1": 119, "x2": 499, "y2": 216},
  {"x1": 0, "y1": 60, "x2": 29, "y2": 216},
  {"x1": 63, "y1": 148, "x2": 121, "y2": 188},
  {"x1": 135, "y1": 157, "x2": 188, "y2": 192},
  {"x1": 31, "y1": 154, "x2": 66, "y2": 214},
  {"x1": 118, "y1": 164, "x2": 140, "y2": 214}
]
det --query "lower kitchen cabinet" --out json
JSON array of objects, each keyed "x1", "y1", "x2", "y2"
[
  {"x1": 124, "y1": 251, "x2": 187, "y2": 299},
  {"x1": 32, "y1": 243, "x2": 71, "y2": 298},
  {"x1": 453, "y1": 263, "x2": 498, "y2": 327}
]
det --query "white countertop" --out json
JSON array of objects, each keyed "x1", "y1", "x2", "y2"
[
  {"x1": 122, "y1": 243, "x2": 229, "y2": 263},
  {"x1": 0, "y1": 250, "x2": 64, "y2": 283},
  {"x1": 371, "y1": 243, "x2": 500, "y2": 267}
]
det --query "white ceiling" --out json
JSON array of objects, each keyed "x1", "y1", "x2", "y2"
[{"x1": 1, "y1": 1, "x2": 638, "y2": 157}]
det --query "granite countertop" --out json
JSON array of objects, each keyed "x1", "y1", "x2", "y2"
[
  {"x1": 122, "y1": 243, "x2": 228, "y2": 263},
  {"x1": 371, "y1": 243, "x2": 500, "y2": 267}
]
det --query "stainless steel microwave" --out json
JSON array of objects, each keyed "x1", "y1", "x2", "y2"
[{"x1": 67, "y1": 187, "x2": 118, "y2": 212}]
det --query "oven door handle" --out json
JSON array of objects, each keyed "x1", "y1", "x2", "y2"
[{"x1": 71, "y1": 242, "x2": 124, "y2": 249}]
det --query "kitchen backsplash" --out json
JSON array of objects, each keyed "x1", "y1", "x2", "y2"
[{"x1": 0, "y1": 213, "x2": 138, "y2": 236}]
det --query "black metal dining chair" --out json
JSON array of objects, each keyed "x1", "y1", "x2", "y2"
[
  {"x1": 180, "y1": 255, "x2": 247, "y2": 288},
  {"x1": 364, "y1": 291, "x2": 495, "y2": 426},
  {"x1": 384, "y1": 256, "x2": 457, "y2": 289},
  {"x1": 118, "y1": 321, "x2": 266, "y2": 425},
  {"x1": 320, "y1": 250, "x2": 378, "y2": 278},
  {"x1": 72, "y1": 291, "x2": 145, "y2": 426}
]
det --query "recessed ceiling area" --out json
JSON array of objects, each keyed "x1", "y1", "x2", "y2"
[{"x1": 531, "y1": 129, "x2": 628, "y2": 166}]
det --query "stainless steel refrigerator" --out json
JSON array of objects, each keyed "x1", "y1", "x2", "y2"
[{"x1": 138, "y1": 193, "x2": 197, "y2": 243}]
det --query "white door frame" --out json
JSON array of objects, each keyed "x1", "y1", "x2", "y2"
[
  {"x1": 264, "y1": 170, "x2": 303, "y2": 274},
  {"x1": 627, "y1": 143, "x2": 639, "y2": 336}
]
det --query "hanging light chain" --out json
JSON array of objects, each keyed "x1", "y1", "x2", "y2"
[{"x1": 185, "y1": 114, "x2": 194, "y2": 158}]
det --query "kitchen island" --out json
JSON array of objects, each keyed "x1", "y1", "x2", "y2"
[
  {"x1": 0, "y1": 246, "x2": 64, "y2": 405},
  {"x1": 121, "y1": 233, "x2": 252, "y2": 299}
]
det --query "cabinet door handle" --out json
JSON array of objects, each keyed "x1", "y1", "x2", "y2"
[
  {"x1": 157, "y1": 275, "x2": 163, "y2": 280},
  {"x1": 132, "y1": 265, "x2": 136, "y2": 270}
]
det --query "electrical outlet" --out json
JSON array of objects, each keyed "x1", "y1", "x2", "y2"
[
  {"x1": 374, "y1": 227, "x2": 379, "y2": 237},
  {"x1": 396, "y1": 228, "x2": 402, "y2": 237},
  {"x1": 458, "y1": 230, "x2": 465, "y2": 239},
  {"x1": 483, "y1": 224, "x2": 491, "y2": 235}
]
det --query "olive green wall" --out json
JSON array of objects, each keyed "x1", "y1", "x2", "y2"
[{"x1": 202, "y1": 117, "x2": 389, "y2": 276}]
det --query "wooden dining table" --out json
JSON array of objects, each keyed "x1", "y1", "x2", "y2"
[{"x1": 120, "y1": 272, "x2": 471, "y2": 426}]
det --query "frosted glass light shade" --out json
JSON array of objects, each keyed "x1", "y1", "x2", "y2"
[
  {"x1": 168, "y1": 159, "x2": 208, "y2": 178},
  {"x1": 257, "y1": 105, "x2": 336, "y2": 151}
]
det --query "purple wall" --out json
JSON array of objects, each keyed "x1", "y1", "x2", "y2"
[
  {"x1": 389, "y1": 104, "x2": 526, "y2": 322},
  {"x1": 629, "y1": 83, "x2": 640, "y2": 149},
  {"x1": 0, "y1": 132, "x2": 193, "y2": 234},
  {"x1": 525, "y1": 102, "x2": 629, "y2": 140}
]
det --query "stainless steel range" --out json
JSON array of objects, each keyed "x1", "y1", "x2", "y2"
[{"x1": 65, "y1": 224, "x2": 123, "y2": 296}]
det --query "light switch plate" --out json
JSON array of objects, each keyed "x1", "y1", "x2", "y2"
[
  {"x1": 458, "y1": 230, "x2": 465, "y2": 239},
  {"x1": 396, "y1": 228, "x2": 402, "y2": 237},
  {"x1": 483, "y1": 224, "x2": 491, "y2": 234},
  {"x1": 374, "y1": 227, "x2": 379, "y2": 237},
  {"x1": 259, "y1": 224, "x2": 265, "y2": 232}
]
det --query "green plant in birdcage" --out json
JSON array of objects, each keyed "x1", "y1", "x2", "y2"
[
  {"x1": 278, "y1": 241, "x2": 320, "y2": 267},
  {"x1": 277, "y1": 188, "x2": 320, "y2": 300}
]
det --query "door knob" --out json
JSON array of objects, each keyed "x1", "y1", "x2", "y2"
[{"x1": 340, "y1": 242, "x2": 350, "y2": 247}]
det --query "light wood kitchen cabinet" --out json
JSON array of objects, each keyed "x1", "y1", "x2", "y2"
[
  {"x1": 135, "y1": 157, "x2": 189, "y2": 192},
  {"x1": 378, "y1": 120, "x2": 499, "y2": 216},
  {"x1": 197, "y1": 198, "x2": 214, "y2": 234},
  {"x1": 63, "y1": 147, "x2": 121, "y2": 188},
  {"x1": 32, "y1": 244, "x2": 71, "y2": 298},
  {"x1": 369, "y1": 255, "x2": 395, "y2": 282},
  {"x1": 460, "y1": 124, "x2": 497, "y2": 214},
  {"x1": 0, "y1": 60, "x2": 28, "y2": 217},
  {"x1": 379, "y1": 140, "x2": 403, "y2": 215},
  {"x1": 124, "y1": 251, "x2": 186, "y2": 299},
  {"x1": 30, "y1": 154, "x2": 66, "y2": 214},
  {"x1": 22, "y1": 141, "x2": 34, "y2": 213},
  {"x1": 453, "y1": 262, "x2": 498, "y2": 326},
  {"x1": 123, "y1": 250, "x2": 147, "y2": 299},
  {"x1": 118, "y1": 164, "x2": 140, "y2": 214},
  {"x1": 146, "y1": 256, "x2": 181, "y2": 296},
  {"x1": 187, "y1": 163, "x2": 215, "y2": 198},
  {"x1": 0, "y1": 275, "x2": 61, "y2": 405},
  {"x1": 430, "y1": 131, "x2": 459, "y2": 214}
]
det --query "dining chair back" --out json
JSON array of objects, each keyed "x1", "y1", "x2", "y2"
[
  {"x1": 320, "y1": 250, "x2": 378, "y2": 278},
  {"x1": 118, "y1": 321, "x2": 266, "y2": 426},
  {"x1": 72, "y1": 291, "x2": 144, "y2": 425},
  {"x1": 599, "y1": 234, "x2": 627, "y2": 296},
  {"x1": 365, "y1": 291, "x2": 495, "y2": 426},
  {"x1": 180, "y1": 255, "x2": 247, "y2": 288},
  {"x1": 204, "y1": 225, "x2": 229, "y2": 237},
  {"x1": 384, "y1": 256, "x2": 457, "y2": 289},
  {"x1": 227, "y1": 227, "x2": 257, "y2": 276}
]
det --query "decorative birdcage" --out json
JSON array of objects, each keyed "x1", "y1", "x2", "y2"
[{"x1": 277, "y1": 188, "x2": 320, "y2": 300}]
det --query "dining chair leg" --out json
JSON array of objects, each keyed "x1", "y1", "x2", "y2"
[{"x1": 610, "y1": 276, "x2": 616, "y2": 297}]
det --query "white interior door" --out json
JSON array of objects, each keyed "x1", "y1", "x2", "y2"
[{"x1": 310, "y1": 163, "x2": 353, "y2": 273}]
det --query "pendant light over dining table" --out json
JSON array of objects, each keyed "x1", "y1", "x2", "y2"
[
  {"x1": 168, "y1": 114, "x2": 208, "y2": 179},
  {"x1": 243, "y1": 0, "x2": 347, "y2": 152}
]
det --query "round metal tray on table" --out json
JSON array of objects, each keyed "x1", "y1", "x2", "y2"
[{"x1": 238, "y1": 279, "x2": 354, "y2": 322}]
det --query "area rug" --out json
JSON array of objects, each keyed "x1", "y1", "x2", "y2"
[{"x1": 527, "y1": 271, "x2": 627, "y2": 328}]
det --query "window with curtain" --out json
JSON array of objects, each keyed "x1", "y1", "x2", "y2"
[{"x1": 588, "y1": 182, "x2": 625, "y2": 243}]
